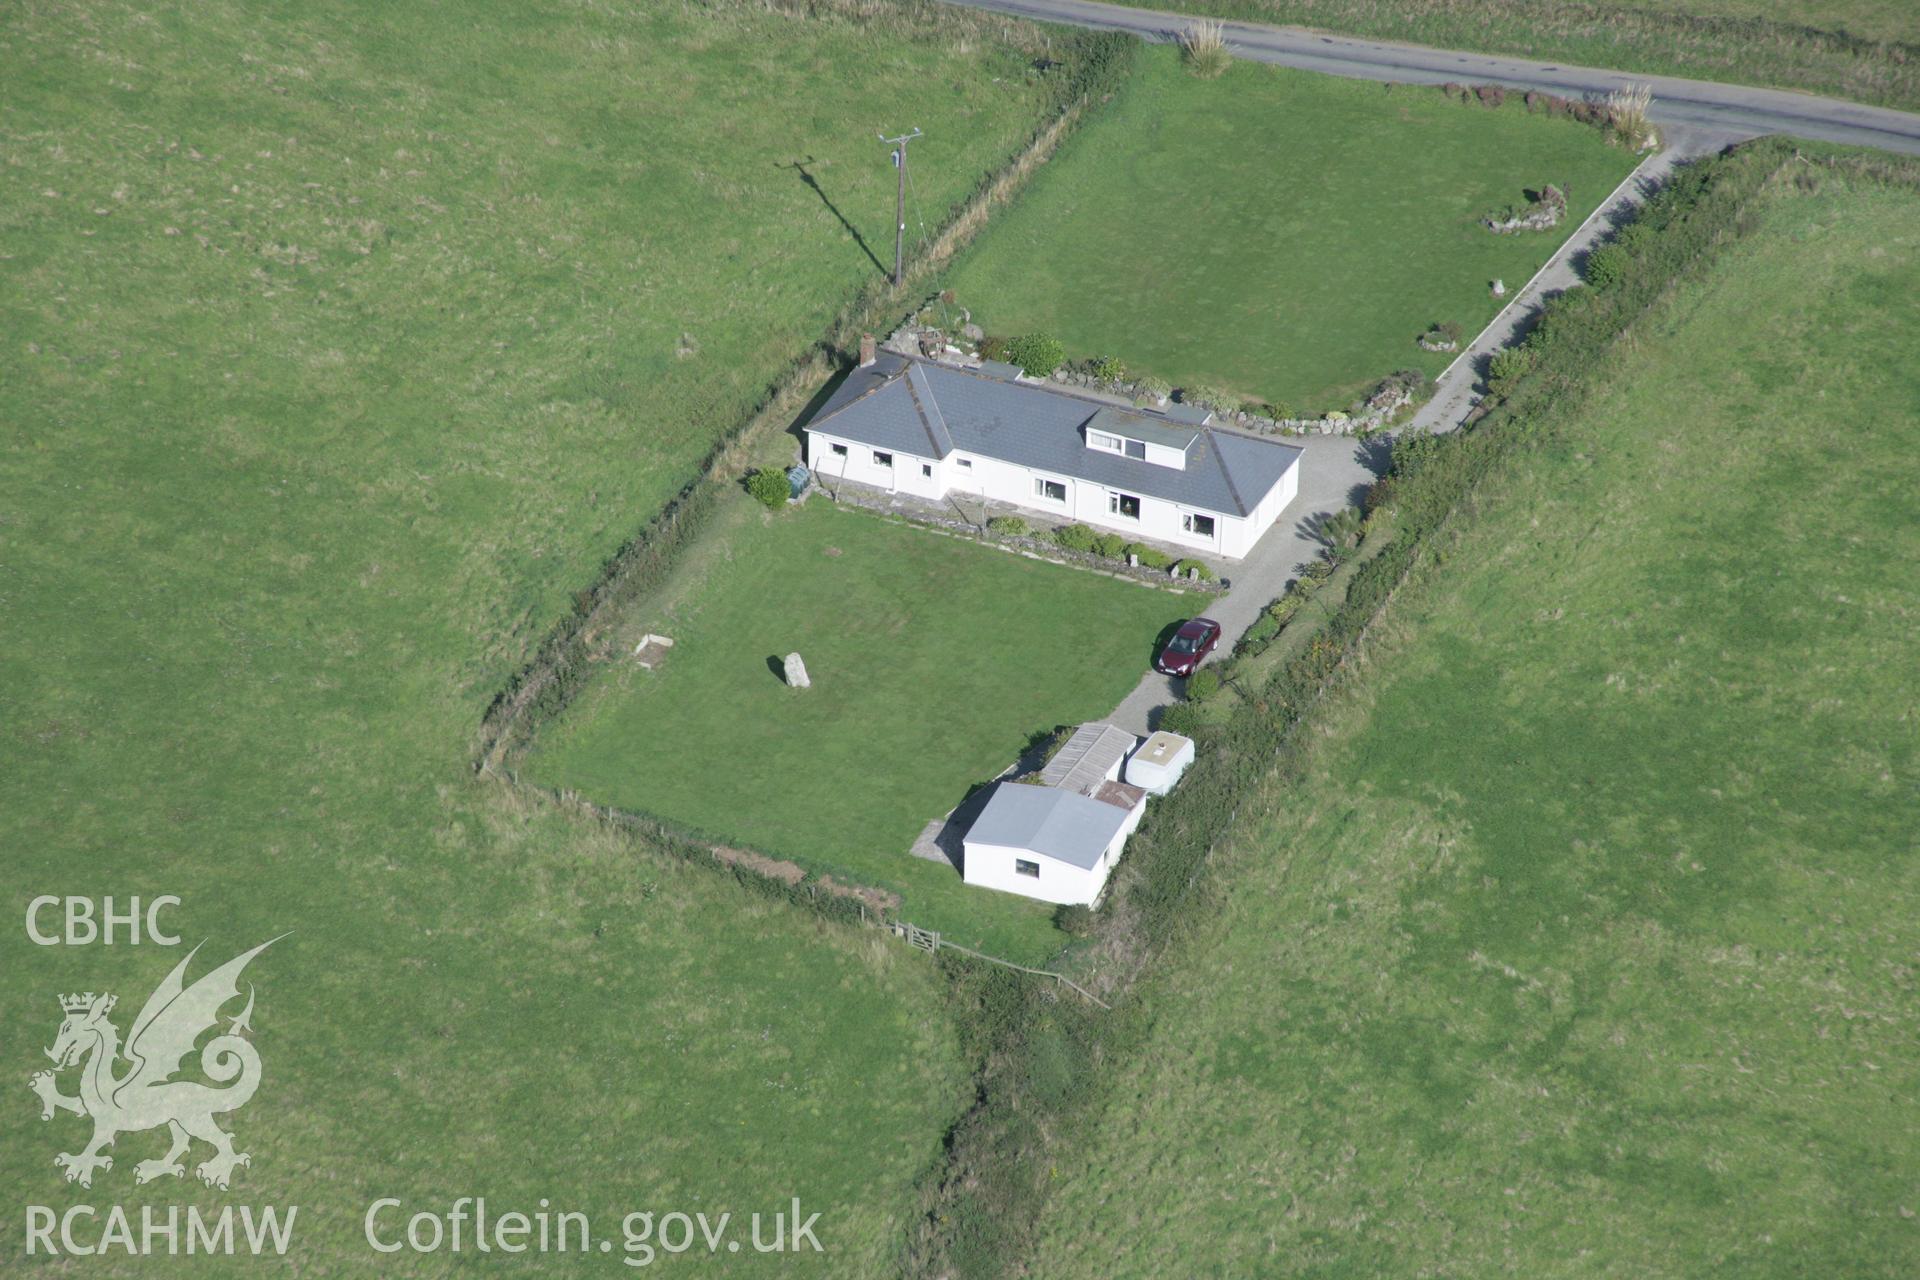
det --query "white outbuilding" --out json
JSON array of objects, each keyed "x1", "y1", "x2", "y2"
[
  {"x1": 1126, "y1": 731, "x2": 1195, "y2": 796},
  {"x1": 962, "y1": 723, "x2": 1147, "y2": 906}
]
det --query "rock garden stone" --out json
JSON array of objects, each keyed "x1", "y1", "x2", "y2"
[{"x1": 783, "y1": 652, "x2": 810, "y2": 689}]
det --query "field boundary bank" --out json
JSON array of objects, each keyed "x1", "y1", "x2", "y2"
[
  {"x1": 905, "y1": 139, "x2": 1920, "y2": 1279},
  {"x1": 473, "y1": 28, "x2": 1137, "y2": 776}
]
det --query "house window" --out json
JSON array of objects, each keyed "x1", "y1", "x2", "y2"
[
  {"x1": 873, "y1": 451, "x2": 893, "y2": 467},
  {"x1": 829, "y1": 442, "x2": 848, "y2": 458},
  {"x1": 1034, "y1": 478, "x2": 1067, "y2": 503},
  {"x1": 1015, "y1": 859, "x2": 1040, "y2": 878},
  {"x1": 1183, "y1": 512, "x2": 1216, "y2": 538},
  {"x1": 921, "y1": 463, "x2": 933, "y2": 478},
  {"x1": 1109, "y1": 491, "x2": 1141, "y2": 520},
  {"x1": 1089, "y1": 431, "x2": 1122, "y2": 452},
  {"x1": 1125, "y1": 439, "x2": 1147, "y2": 460},
  {"x1": 956, "y1": 457, "x2": 973, "y2": 470}
]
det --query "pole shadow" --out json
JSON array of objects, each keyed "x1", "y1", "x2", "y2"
[{"x1": 779, "y1": 156, "x2": 887, "y2": 278}]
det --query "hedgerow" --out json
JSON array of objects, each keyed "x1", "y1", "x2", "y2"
[{"x1": 907, "y1": 136, "x2": 1859, "y2": 1280}]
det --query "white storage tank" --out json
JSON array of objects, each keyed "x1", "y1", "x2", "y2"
[{"x1": 1126, "y1": 731, "x2": 1195, "y2": 796}]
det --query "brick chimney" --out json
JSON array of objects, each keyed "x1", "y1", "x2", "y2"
[{"x1": 858, "y1": 333, "x2": 876, "y2": 368}]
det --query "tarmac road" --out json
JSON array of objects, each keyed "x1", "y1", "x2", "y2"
[{"x1": 945, "y1": 0, "x2": 1920, "y2": 156}]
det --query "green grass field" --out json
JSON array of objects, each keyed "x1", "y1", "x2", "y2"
[
  {"x1": 945, "y1": 50, "x2": 1638, "y2": 411},
  {"x1": 1024, "y1": 174, "x2": 1920, "y2": 1275},
  {"x1": 0, "y1": 0, "x2": 1060, "y2": 1270},
  {"x1": 1154, "y1": 0, "x2": 1920, "y2": 110},
  {"x1": 529, "y1": 499, "x2": 1192, "y2": 962}
]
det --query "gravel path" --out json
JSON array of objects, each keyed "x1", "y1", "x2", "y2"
[{"x1": 1104, "y1": 129, "x2": 1733, "y2": 735}]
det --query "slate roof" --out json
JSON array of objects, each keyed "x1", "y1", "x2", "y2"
[
  {"x1": 965, "y1": 782, "x2": 1132, "y2": 871},
  {"x1": 807, "y1": 353, "x2": 1302, "y2": 519}
]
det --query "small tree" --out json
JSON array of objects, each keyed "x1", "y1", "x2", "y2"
[
  {"x1": 1005, "y1": 333, "x2": 1065, "y2": 379},
  {"x1": 747, "y1": 468, "x2": 790, "y2": 510}
]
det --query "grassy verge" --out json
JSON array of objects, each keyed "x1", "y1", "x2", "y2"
[
  {"x1": 906, "y1": 136, "x2": 1914, "y2": 1279},
  {"x1": 528, "y1": 499, "x2": 1190, "y2": 963},
  {"x1": 1026, "y1": 158, "x2": 1920, "y2": 1277},
  {"x1": 944, "y1": 49, "x2": 1638, "y2": 411},
  {"x1": 1150, "y1": 0, "x2": 1920, "y2": 111},
  {"x1": 0, "y1": 1, "x2": 1083, "y2": 1271}
]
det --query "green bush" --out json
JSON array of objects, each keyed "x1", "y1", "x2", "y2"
[
  {"x1": 1052, "y1": 523, "x2": 1099, "y2": 553},
  {"x1": 1088, "y1": 354, "x2": 1126, "y2": 383},
  {"x1": 1181, "y1": 385, "x2": 1238, "y2": 414},
  {"x1": 1155, "y1": 701, "x2": 1208, "y2": 737},
  {"x1": 1053, "y1": 903, "x2": 1096, "y2": 937},
  {"x1": 1235, "y1": 613, "x2": 1281, "y2": 655},
  {"x1": 746, "y1": 467, "x2": 790, "y2": 510},
  {"x1": 1092, "y1": 532, "x2": 1129, "y2": 559},
  {"x1": 1584, "y1": 243, "x2": 1630, "y2": 289},
  {"x1": 985, "y1": 514, "x2": 1029, "y2": 536},
  {"x1": 1170, "y1": 557, "x2": 1216, "y2": 582},
  {"x1": 1184, "y1": 666, "x2": 1222, "y2": 702},
  {"x1": 1005, "y1": 332, "x2": 1066, "y2": 378},
  {"x1": 1126, "y1": 542, "x2": 1173, "y2": 570},
  {"x1": 1132, "y1": 375, "x2": 1171, "y2": 405},
  {"x1": 1320, "y1": 507, "x2": 1364, "y2": 550},
  {"x1": 1487, "y1": 345, "x2": 1539, "y2": 396}
]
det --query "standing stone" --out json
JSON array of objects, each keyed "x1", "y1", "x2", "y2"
[
  {"x1": 1491, "y1": 278, "x2": 1507, "y2": 297},
  {"x1": 784, "y1": 652, "x2": 811, "y2": 689}
]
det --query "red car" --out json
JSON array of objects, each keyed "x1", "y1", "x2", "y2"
[{"x1": 1155, "y1": 617, "x2": 1221, "y2": 677}]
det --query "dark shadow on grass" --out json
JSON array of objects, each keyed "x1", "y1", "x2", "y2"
[
  {"x1": 783, "y1": 365, "x2": 847, "y2": 449},
  {"x1": 765, "y1": 655, "x2": 787, "y2": 684},
  {"x1": 779, "y1": 156, "x2": 887, "y2": 279},
  {"x1": 1150, "y1": 618, "x2": 1186, "y2": 669}
]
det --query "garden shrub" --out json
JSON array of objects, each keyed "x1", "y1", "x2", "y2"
[
  {"x1": 1088, "y1": 354, "x2": 1126, "y2": 383},
  {"x1": 1126, "y1": 542, "x2": 1172, "y2": 570},
  {"x1": 1584, "y1": 243, "x2": 1629, "y2": 289},
  {"x1": 1184, "y1": 666, "x2": 1222, "y2": 702},
  {"x1": 1475, "y1": 83, "x2": 1506, "y2": 107},
  {"x1": 986, "y1": 514, "x2": 1028, "y2": 536},
  {"x1": 1052, "y1": 523, "x2": 1099, "y2": 553},
  {"x1": 1155, "y1": 701, "x2": 1208, "y2": 738},
  {"x1": 1092, "y1": 532, "x2": 1129, "y2": 559},
  {"x1": 1487, "y1": 345, "x2": 1539, "y2": 395},
  {"x1": 1132, "y1": 375, "x2": 1171, "y2": 405},
  {"x1": 977, "y1": 334, "x2": 1010, "y2": 363},
  {"x1": 1006, "y1": 332, "x2": 1066, "y2": 378},
  {"x1": 1178, "y1": 19, "x2": 1230, "y2": 79},
  {"x1": 1235, "y1": 613, "x2": 1281, "y2": 655},
  {"x1": 747, "y1": 467, "x2": 790, "y2": 510},
  {"x1": 1320, "y1": 507, "x2": 1364, "y2": 550},
  {"x1": 1053, "y1": 904, "x2": 1096, "y2": 937},
  {"x1": 1170, "y1": 557, "x2": 1216, "y2": 581},
  {"x1": 1181, "y1": 385, "x2": 1238, "y2": 414}
]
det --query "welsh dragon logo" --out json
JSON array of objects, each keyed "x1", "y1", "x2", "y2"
[{"x1": 29, "y1": 937, "x2": 282, "y2": 1190}]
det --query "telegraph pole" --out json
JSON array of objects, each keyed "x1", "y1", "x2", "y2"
[{"x1": 879, "y1": 128, "x2": 921, "y2": 286}]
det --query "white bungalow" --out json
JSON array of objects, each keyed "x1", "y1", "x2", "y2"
[{"x1": 803, "y1": 349, "x2": 1304, "y2": 561}]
